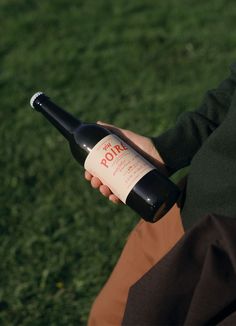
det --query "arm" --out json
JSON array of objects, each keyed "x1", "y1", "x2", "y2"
[{"x1": 152, "y1": 63, "x2": 236, "y2": 173}]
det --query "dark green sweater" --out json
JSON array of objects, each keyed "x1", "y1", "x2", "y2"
[{"x1": 153, "y1": 63, "x2": 236, "y2": 230}]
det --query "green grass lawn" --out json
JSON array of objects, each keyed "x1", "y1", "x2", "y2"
[{"x1": 1, "y1": 0, "x2": 236, "y2": 324}]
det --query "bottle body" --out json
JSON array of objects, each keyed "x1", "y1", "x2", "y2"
[{"x1": 30, "y1": 92, "x2": 180, "y2": 222}]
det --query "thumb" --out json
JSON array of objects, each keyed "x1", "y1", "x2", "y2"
[
  {"x1": 97, "y1": 121, "x2": 123, "y2": 133},
  {"x1": 97, "y1": 121, "x2": 115, "y2": 128}
]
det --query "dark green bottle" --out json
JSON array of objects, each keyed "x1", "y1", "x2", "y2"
[{"x1": 30, "y1": 92, "x2": 180, "y2": 222}]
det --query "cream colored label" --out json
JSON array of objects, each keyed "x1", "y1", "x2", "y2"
[{"x1": 84, "y1": 134, "x2": 155, "y2": 203}]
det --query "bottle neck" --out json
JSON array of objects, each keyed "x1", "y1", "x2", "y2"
[{"x1": 33, "y1": 94, "x2": 81, "y2": 140}]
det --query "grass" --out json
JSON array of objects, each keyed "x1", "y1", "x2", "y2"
[{"x1": 1, "y1": 0, "x2": 236, "y2": 324}]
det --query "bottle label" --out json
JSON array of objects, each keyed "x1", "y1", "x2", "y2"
[{"x1": 84, "y1": 134, "x2": 155, "y2": 203}]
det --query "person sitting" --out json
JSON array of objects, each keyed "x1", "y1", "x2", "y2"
[{"x1": 87, "y1": 63, "x2": 236, "y2": 325}]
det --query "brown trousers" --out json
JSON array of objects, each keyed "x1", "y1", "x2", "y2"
[{"x1": 88, "y1": 204, "x2": 184, "y2": 325}]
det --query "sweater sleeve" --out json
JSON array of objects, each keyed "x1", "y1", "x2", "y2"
[{"x1": 152, "y1": 63, "x2": 236, "y2": 173}]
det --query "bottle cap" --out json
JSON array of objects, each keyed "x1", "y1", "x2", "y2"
[{"x1": 30, "y1": 92, "x2": 44, "y2": 108}]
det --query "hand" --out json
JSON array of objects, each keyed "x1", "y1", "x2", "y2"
[{"x1": 84, "y1": 121, "x2": 167, "y2": 204}]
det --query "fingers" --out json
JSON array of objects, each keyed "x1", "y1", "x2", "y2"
[
  {"x1": 99, "y1": 184, "x2": 112, "y2": 197},
  {"x1": 84, "y1": 170, "x2": 92, "y2": 181},
  {"x1": 109, "y1": 194, "x2": 121, "y2": 204},
  {"x1": 84, "y1": 171, "x2": 102, "y2": 188},
  {"x1": 84, "y1": 171, "x2": 121, "y2": 204}
]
